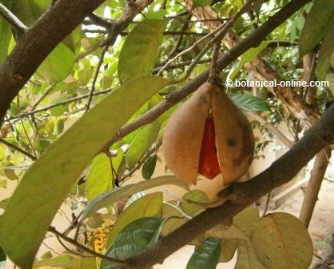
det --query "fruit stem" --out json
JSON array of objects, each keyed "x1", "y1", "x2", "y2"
[{"x1": 208, "y1": 39, "x2": 222, "y2": 84}]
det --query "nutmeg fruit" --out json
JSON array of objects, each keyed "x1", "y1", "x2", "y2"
[{"x1": 162, "y1": 82, "x2": 254, "y2": 186}]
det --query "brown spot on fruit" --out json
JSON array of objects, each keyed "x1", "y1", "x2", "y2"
[{"x1": 226, "y1": 137, "x2": 237, "y2": 147}]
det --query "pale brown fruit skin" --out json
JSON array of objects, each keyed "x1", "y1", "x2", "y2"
[
  {"x1": 162, "y1": 82, "x2": 254, "y2": 186},
  {"x1": 162, "y1": 83, "x2": 210, "y2": 184},
  {"x1": 211, "y1": 84, "x2": 254, "y2": 185}
]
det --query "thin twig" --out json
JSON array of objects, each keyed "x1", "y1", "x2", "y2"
[
  {"x1": 30, "y1": 84, "x2": 56, "y2": 111},
  {"x1": 86, "y1": 44, "x2": 109, "y2": 111},
  {"x1": 166, "y1": 15, "x2": 192, "y2": 59},
  {"x1": 20, "y1": 120, "x2": 38, "y2": 158},
  {"x1": 154, "y1": 58, "x2": 211, "y2": 72},
  {"x1": 83, "y1": 29, "x2": 207, "y2": 36},
  {"x1": 6, "y1": 88, "x2": 113, "y2": 121},
  {"x1": 208, "y1": 38, "x2": 222, "y2": 83},
  {"x1": 158, "y1": 0, "x2": 254, "y2": 77},
  {"x1": 0, "y1": 138, "x2": 36, "y2": 160},
  {"x1": 119, "y1": 139, "x2": 162, "y2": 183},
  {"x1": 0, "y1": 2, "x2": 27, "y2": 34},
  {"x1": 157, "y1": 23, "x2": 223, "y2": 75}
]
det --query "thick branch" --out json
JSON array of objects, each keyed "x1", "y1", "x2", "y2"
[
  {"x1": 0, "y1": 0, "x2": 107, "y2": 123},
  {"x1": 104, "y1": 0, "x2": 312, "y2": 149},
  {"x1": 131, "y1": 104, "x2": 334, "y2": 269}
]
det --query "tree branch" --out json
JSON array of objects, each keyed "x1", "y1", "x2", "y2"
[
  {"x1": 0, "y1": 3, "x2": 27, "y2": 34},
  {"x1": 299, "y1": 148, "x2": 331, "y2": 227},
  {"x1": 130, "y1": 104, "x2": 334, "y2": 269},
  {"x1": 0, "y1": 0, "x2": 108, "y2": 123}
]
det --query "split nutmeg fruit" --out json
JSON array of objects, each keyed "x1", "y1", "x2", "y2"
[{"x1": 162, "y1": 82, "x2": 254, "y2": 186}]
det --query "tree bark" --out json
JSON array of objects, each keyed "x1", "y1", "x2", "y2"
[{"x1": 299, "y1": 148, "x2": 331, "y2": 227}]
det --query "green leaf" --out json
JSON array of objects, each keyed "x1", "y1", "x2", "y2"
[
  {"x1": 251, "y1": 212, "x2": 313, "y2": 269},
  {"x1": 299, "y1": 0, "x2": 334, "y2": 56},
  {"x1": 233, "y1": 207, "x2": 260, "y2": 237},
  {"x1": 85, "y1": 153, "x2": 113, "y2": 200},
  {"x1": 0, "y1": 76, "x2": 169, "y2": 268},
  {"x1": 118, "y1": 19, "x2": 166, "y2": 83},
  {"x1": 33, "y1": 255, "x2": 97, "y2": 269},
  {"x1": 0, "y1": 1, "x2": 14, "y2": 62},
  {"x1": 105, "y1": 192, "x2": 163, "y2": 248},
  {"x1": 105, "y1": 217, "x2": 164, "y2": 261},
  {"x1": 187, "y1": 237, "x2": 221, "y2": 269},
  {"x1": 230, "y1": 92, "x2": 269, "y2": 112},
  {"x1": 235, "y1": 239, "x2": 265, "y2": 269},
  {"x1": 79, "y1": 176, "x2": 189, "y2": 222},
  {"x1": 125, "y1": 122, "x2": 160, "y2": 169},
  {"x1": 161, "y1": 203, "x2": 187, "y2": 236},
  {"x1": 12, "y1": 0, "x2": 37, "y2": 25},
  {"x1": 110, "y1": 150, "x2": 124, "y2": 183},
  {"x1": 37, "y1": 43, "x2": 75, "y2": 82},
  {"x1": 33, "y1": 255, "x2": 75, "y2": 268},
  {"x1": 315, "y1": 17, "x2": 334, "y2": 80},
  {"x1": 142, "y1": 155, "x2": 158, "y2": 180},
  {"x1": 181, "y1": 190, "x2": 209, "y2": 217},
  {"x1": 219, "y1": 239, "x2": 238, "y2": 263}
]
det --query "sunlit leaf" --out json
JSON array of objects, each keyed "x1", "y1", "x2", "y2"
[
  {"x1": 0, "y1": 76, "x2": 169, "y2": 268},
  {"x1": 118, "y1": 19, "x2": 166, "y2": 83},
  {"x1": 161, "y1": 202, "x2": 187, "y2": 236},
  {"x1": 219, "y1": 239, "x2": 238, "y2": 263},
  {"x1": 235, "y1": 240, "x2": 265, "y2": 269},
  {"x1": 181, "y1": 190, "x2": 209, "y2": 217},
  {"x1": 0, "y1": 1, "x2": 13, "y2": 62},
  {"x1": 233, "y1": 207, "x2": 260, "y2": 237},
  {"x1": 85, "y1": 153, "x2": 113, "y2": 200},
  {"x1": 125, "y1": 122, "x2": 160, "y2": 169},
  {"x1": 33, "y1": 255, "x2": 75, "y2": 268},
  {"x1": 33, "y1": 255, "x2": 97, "y2": 269},
  {"x1": 252, "y1": 212, "x2": 313, "y2": 269},
  {"x1": 37, "y1": 43, "x2": 75, "y2": 82}
]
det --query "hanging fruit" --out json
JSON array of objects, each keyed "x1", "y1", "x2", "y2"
[{"x1": 162, "y1": 82, "x2": 254, "y2": 186}]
